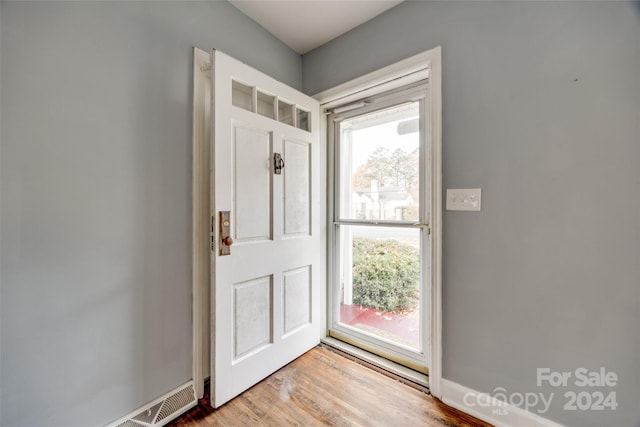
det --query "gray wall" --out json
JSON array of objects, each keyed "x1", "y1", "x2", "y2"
[
  {"x1": 3, "y1": 1, "x2": 639, "y2": 426},
  {"x1": 0, "y1": 2, "x2": 300, "y2": 426},
  {"x1": 304, "y1": 2, "x2": 640, "y2": 426}
]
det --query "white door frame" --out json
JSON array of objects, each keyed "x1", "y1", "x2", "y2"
[
  {"x1": 192, "y1": 47, "x2": 211, "y2": 399},
  {"x1": 313, "y1": 46, "x2": 443, "y2": 398}
]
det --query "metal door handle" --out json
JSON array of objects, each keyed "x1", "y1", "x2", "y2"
[
  {"x1": 274, "y1": 153, "x2": 285, "y2": 175},
  {"x1": 219, "y1": 211, "x2": 232, "y2": 256}
]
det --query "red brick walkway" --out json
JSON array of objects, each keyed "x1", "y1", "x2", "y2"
[{"x1": 340, "y1": 303, "x2": 419, "y2": 347}]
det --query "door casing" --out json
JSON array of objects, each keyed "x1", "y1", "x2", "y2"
[{"x1": 192, "y1": 48, "x2": 212, "y2": 399}]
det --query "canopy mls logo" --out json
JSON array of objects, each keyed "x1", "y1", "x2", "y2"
[
  {"x1": 462, "y1": 387, "x2": 553, "y2": 416},
  {"x1": 463, "y1": 367, "x2": 619, "y2": 416}
]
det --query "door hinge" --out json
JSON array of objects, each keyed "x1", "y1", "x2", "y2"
[{"x1": 210, "y1": 215, "x2": 215, "y2": 251}]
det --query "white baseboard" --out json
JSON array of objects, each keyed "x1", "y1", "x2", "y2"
[
  {"x1": 441, "y1": 379, "x2": 565, "y2": 427},
  {"x1": 105, "y1": 380, "x2": 197, "y2": 427}
]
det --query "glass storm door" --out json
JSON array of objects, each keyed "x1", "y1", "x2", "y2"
[{"x1": 329, "y1": 83, "x2": 431, "y2": 374}]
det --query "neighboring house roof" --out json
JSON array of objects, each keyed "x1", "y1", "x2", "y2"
[{"x1": 355, "y1": 186, "x2": 412, "y2": 202}]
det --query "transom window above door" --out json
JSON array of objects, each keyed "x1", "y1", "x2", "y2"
[{"x1": 231, "y1": 80, "x2": 311, "y2": 131}]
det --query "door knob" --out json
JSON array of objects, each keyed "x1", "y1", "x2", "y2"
[{"x1": 219, "y1": 211, "x2": 232, "y2": 256}]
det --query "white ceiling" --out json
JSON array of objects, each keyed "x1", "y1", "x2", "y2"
[{"x1": 229, "y1": 0, "x2": 404, "y2": 54}]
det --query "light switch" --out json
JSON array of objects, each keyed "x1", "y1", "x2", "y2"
[{"x1": 446, "y1": 188, "x2": 481, "y2": 211}]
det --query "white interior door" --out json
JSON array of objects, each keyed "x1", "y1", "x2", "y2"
[{"x1": 210, "y1": 50, "x2": 322, "y2": 407}]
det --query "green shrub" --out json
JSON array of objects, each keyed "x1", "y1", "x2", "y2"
[{"x1": 352, "y1": 237, "x2": 419, "y2": 313}]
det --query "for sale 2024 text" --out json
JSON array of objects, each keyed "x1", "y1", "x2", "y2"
[{"x1": 537, "y1": 367, "x2": 618, "y2": 411}]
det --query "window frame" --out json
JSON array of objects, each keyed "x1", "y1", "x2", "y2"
[{"x1": 327, "y1": 83, "x2": 431, "y2": 371}]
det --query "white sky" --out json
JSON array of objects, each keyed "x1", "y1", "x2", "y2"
[{"x1": 350, "y1": 120, "x2": 418, "y2": 169}]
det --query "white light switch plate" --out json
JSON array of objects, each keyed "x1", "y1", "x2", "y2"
[{"x1": 446, "y1": 188, "x2": 481, "y2": 211}]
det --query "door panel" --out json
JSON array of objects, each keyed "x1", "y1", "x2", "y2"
[
  {"x1": 283, "y1": 265, "x2": 312, "y2": 335},
  {"x1": 283, "y1": 139, "x2": 311, "y2": 237},
  {"x1": 210, "y1": 50, "x2": 322, "y2": 408},
  {"x1": 233, "y1": 276, "x2": 273, "y2": 359},
  {"x1": 233, "y1": 125, "x2": 272, "y2": 242}
]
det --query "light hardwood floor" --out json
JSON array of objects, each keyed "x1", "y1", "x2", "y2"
[{"x1": 168, "y1": 346, "x2": 492, "y2": 426}]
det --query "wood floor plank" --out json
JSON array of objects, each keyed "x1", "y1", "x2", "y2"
[{"x1": 168, "y1": 346, "x2": 492, "y2": 427}]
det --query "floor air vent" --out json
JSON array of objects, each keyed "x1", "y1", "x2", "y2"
[{"x1": 107, "y1": 381, "x2": 197, "y2": 427}]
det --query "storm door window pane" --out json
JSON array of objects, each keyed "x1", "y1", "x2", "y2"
[{"x1": 339, "y1": 103, "x2": 420, "y2": 222}]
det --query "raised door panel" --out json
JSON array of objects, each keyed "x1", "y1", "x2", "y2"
[
  {"x1": 283, "y1": 265, "x2": 311, "y2": 336},
  {"x1": 233, "y1": 125, "x2": 272, "y2": 242},
  {"x1": 233, "y1": 275, "x2": 273, "y2": 360},
  {"x1": 283, "y1": 139, "x2": 311, "y2": 237}
]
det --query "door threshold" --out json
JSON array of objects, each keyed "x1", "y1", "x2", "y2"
[{"x1": 320, "y1": 337, "x2": 429, "y2": 393}]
